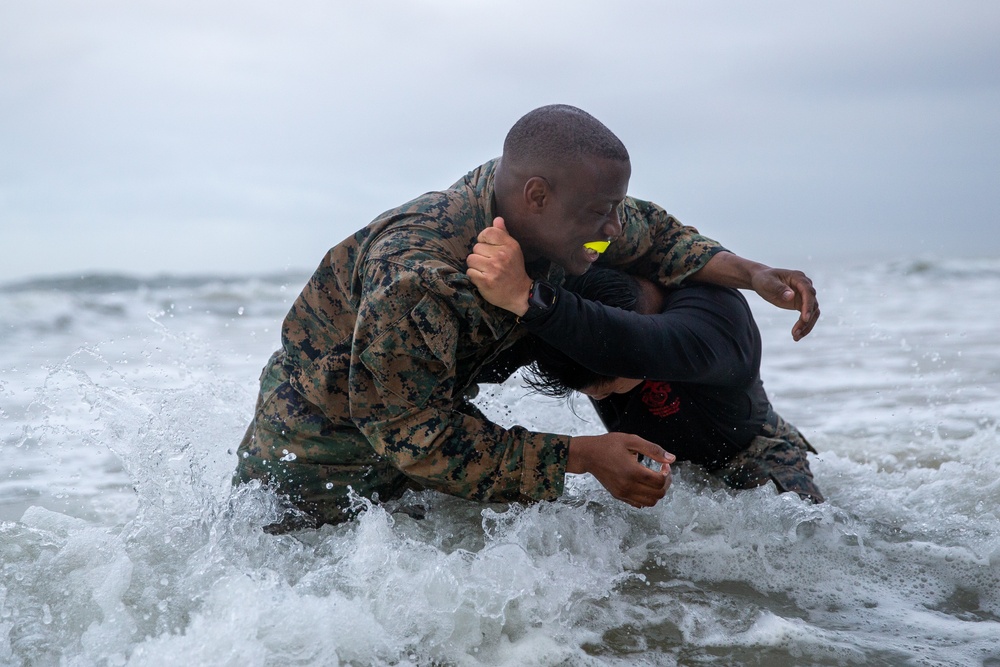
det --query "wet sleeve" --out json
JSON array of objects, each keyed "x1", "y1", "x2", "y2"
[
  {"x1": 521, "y1": 286, "x2": 756, "y2": 387},
  {"x1": 348, "y1": 258, "x2": 569, "y2": 502},
  {"x1": 603, "y1": 197, "x2": 727, "y2": 287},
  {"x1": 470, "y1": 338, "x2": 535, "y2": 385}
]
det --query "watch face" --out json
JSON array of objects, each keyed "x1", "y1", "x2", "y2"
[{"x1": 529, "y1": 280, "x2": 556, "y2": 310}]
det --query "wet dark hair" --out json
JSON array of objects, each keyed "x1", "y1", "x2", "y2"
[
  {"x1": 503, "y1": 104, "x2": 629, "y2": 168},
  {"x1": 523, "y1": 267, "x2": 641, "y2": 398}
]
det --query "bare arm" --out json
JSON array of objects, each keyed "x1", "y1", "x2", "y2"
[{"x1": 691, "y1": 251, "x2": 820, "y2": 340}]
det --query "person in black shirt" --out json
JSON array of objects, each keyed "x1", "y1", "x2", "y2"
[
  {"x1": 524, "y1": 269, "x2": 823, "y2": 502},
  {"x1": 468, "y1": 231, "x2": 823, "y2": 503}
]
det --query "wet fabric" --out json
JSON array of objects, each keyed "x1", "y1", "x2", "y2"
[
  {"x1": 234, "y1": 159, "x2": 725, "y2": 525},
  {"x1": 520, "y1": 282, "x2": 824, "y2": 501},
  {"x1": 525, "y1": 284, "x2": 771, "y2": 465},
  {"x1": 717, "y1": 412, "x2": 824, "y2": 503}
]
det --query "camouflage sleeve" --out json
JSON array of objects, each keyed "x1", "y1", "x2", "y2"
[
  {"x1": 348, "y1": 258, "x2": 569, "y2": 503},
  {"x1": 602, "y1": 197, "x2": 727, "y2": 287}
]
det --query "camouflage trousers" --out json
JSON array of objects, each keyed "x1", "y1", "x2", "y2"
[
  {"x1": 715, "y1": 412, "x2": 824, "y2": 503},
  {"x1": 234, "y1": 352, "x2": 423, "y2": 530},
  {"x1": 235, "y1": 355, "x2": 824, "y2": 531}
]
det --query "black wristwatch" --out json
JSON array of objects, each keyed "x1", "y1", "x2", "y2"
[{"x1": 522, "y1": 279, "x2": 557, "y2": 321}]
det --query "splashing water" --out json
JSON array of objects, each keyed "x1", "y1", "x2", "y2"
[{"x1": 1, "y1": 261, "x2": 999, "y2": 666}]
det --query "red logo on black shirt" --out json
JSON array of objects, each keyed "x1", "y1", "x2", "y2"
[{"x1": 640, "y1": 381, "x2": 681, "y2": 417}]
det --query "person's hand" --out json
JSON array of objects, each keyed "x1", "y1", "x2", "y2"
[
  {"x1": 567, "y1": 433, "x2": 675, "y2": 508},
  {"x1": 749, "y1": 267, "x2": 820, "y2": 340},
  {"x1": 693, "y1": 252, "x2": 821, "y2": 341},
  {"x1": 466, "y1": 217, "x2": 534, "y2": 316}
]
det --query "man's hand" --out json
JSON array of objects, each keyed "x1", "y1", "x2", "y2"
[
  {"x1": 568, "y1": 433, "x2": 675, "y2": 508},
  {"x1": 693, "y1": 251, "x2": 820, "y2": 341},
  {"x1": 749, "y1": 267, "x2": 820, "y2": 341},
  {"x1": 466, "y1": 217, "x2": 534, "y2": 316}
]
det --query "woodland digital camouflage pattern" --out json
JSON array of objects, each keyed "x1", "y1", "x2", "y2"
[
  {"x1": 235, "y1": 158, "x2": 725, "y2": 526},
  {"x1": 717, "y1": 412, "x2": 825, "y2": 503}
]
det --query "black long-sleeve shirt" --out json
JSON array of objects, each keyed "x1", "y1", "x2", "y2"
[{"x1": 520, "y1": 283, "x2": 773, "y2": 468}]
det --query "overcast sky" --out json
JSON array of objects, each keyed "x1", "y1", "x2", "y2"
[{"x1": 2, "y1": 1, "x2": 998, "y2": 284}]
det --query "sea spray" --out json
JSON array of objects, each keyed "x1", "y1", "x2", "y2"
[{"x1": 2, "y1": 261, "x2": 1000, "y2": 665}]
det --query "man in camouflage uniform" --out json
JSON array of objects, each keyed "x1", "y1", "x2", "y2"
[{"x1": 235, "y1": 104, "x2": 820, "y2": 527}]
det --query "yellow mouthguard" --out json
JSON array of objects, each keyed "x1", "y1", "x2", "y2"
[{"x1": 583, "y1": 241, "x2": 611, "y2": 254}]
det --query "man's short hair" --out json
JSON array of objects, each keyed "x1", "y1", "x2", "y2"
[{"x1": 503, "y1": 105, "x2": 629, "y2": 168}]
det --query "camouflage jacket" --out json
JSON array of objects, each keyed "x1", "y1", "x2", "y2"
[{"x1": 275, "y1": 158, "x2": 725, "y2": 503}]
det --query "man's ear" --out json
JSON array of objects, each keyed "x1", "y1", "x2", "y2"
[{"x1": 523, "y1": 176, "x2": 550, "y2": 212}]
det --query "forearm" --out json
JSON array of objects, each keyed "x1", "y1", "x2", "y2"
[
  {"x1": 359, "y1": 400, "x2": 571, "y2": 502},
  {"x1": 689, "y1": 251, "x2": 770, "y2": 290},
  {"x1": 522, "y1": 287, "x2": 745, "y2": 383},
  {"x1": 688, "y1": 250, "x2": 820, "y2": 340}
]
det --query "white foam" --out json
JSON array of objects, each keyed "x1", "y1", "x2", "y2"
[{"x1": 2, "y1": 262, "x2": 1000, "y2": 664}]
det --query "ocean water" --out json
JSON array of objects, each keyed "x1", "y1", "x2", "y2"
[{"x1": 1, "y1": 257, "x2": 998, "y2": 666}]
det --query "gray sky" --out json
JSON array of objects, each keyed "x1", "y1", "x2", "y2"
[{"x1": 2, "y1": 0, "x2": 998, "y2": 284}]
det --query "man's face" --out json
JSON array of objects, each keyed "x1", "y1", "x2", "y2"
[{"x1": 520, "y1": 157, "x2": 631, "y2": 276}]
